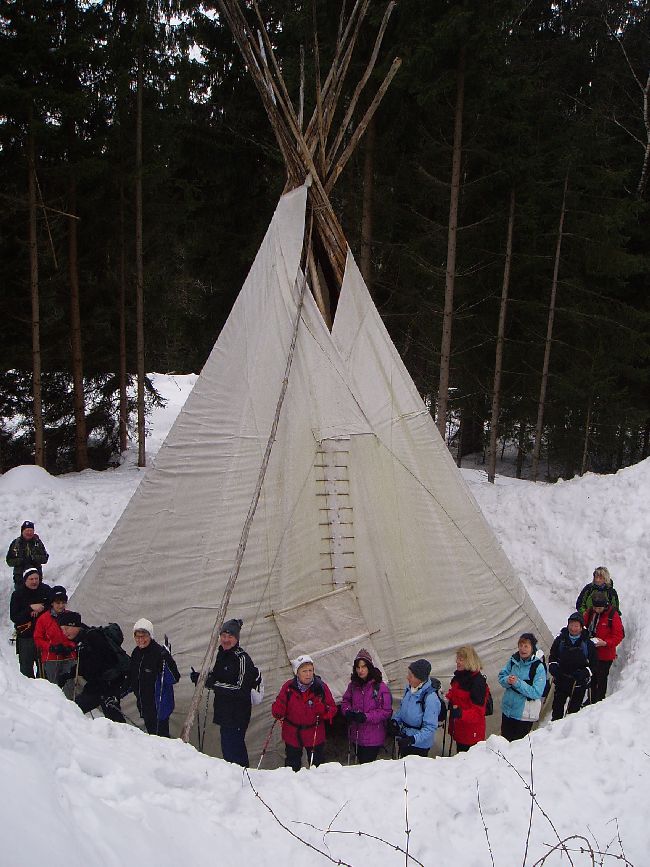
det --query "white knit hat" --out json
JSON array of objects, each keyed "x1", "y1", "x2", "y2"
[
  {"x1": 291, "y1": 654, "x2": 314, "y2": 674},
  {"x1": 133, "y1": 618, "x2": 154, "y2": 638}
]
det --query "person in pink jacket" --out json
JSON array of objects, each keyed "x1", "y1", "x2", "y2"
[{"x1": 340, "y1": 648, "x2": 393, "y2": 763}]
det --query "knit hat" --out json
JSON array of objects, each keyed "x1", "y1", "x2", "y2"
[
  {"x1": 567, "y1": 611, "x2": 583, "y2": 625},
  {"x1": 22, "y1": 567, "x2": 40, "y2": 582},
  {"x1": 292, "y1": 654, "x2": 314, "y2": 674},
  {"x1": 21, "y1": 521, "x2": 35, "y2": 531},
  {"x1": 591, "y1": 591, "x2": 609, "y2": 608},
  {"x1": 133, "y1": 617, "x2": 154, "y2": 638},
  {"x1": 51, "y1": 586, "x2": 68, "y2": 602},
  {"x1": 518, "y1": 632, "x2": 538, "y2": 651},
  {"x1": 220, "y1": 618, "x2": 243, "y2": 639},
  {"x1": 58, "y1": 611, "x2": 82, "y2": 627},
  {"x1": 354, "y1": 648, "x2": 374, "y2": 666},
  {"x1": 408, "y1": 658, "x2": 432, "y2": 682}
]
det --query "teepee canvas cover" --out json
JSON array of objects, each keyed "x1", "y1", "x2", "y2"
[{"x1": 72, "y1": 184, "x2": 552, "y2": 764}]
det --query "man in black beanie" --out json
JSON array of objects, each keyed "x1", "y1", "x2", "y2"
[
  {"x1": 6, "y1": 521, "x2": 49, "y2": 589},
  {"x1": 59, "y1": 611, "x2": 127, "y2": 724},
  {"x1": 191, "y1": 618, "x2": 261, "y2": 766}
]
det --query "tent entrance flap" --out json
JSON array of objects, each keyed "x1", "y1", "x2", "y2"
[{"x1": 273, "y1": 585, "x2": 384, "y2": 702}]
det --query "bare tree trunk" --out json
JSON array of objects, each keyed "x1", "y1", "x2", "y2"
[
  {"x1": 67, "y1": 168, "x2": 89, "y2": 470},
  {"x1": 487, "y1": 188, "x2": 515, "y2": 483},
  {"x1": 516, "y1": 421, "x2": 526, "y2": 479},
  {"x1": 580, "y1": 394, "x2": 593, "y2": 476},
  {"x1": 28, "y1": 122, "x2": 45, "y2": 467},
  {"x1": 437, "y1": 46, "x2": 465, "y2": 442},
  {"x1": 359, "y1": 117, "x2": 375, "y2": 287},
  {"x1": 531, "y1": 172, "x2": 568, "y2": 482},
  {"x1": 119, "y1": 174, "x2": 128, "y2": 454},
  {"x1": 642, "y1": 417, "x2": 650, "y2": 459},
  {"x1": 135, "y1": 2, "x2": 146, "y2": 468}
]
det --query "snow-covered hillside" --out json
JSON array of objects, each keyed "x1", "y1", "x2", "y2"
[{"x1": 0, "y1": 375, "x2": 646, "y2": 866}]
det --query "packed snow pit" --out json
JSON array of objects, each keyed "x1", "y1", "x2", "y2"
[{"x1": 1, "y1": 376, "x2": 647, "y2": 865}]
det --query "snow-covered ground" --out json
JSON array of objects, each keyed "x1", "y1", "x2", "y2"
[{"x1": 0, "y1": 374, "x2": 646, "y2": 866}]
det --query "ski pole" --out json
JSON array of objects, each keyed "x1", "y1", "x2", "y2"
[
  {"x1": 256, "y1": 718, "x2": 279, "y2": 769},
  {"x1": 563, "y1": 679, "x2": 576, "y2": 718},
  {"x1": 156, "y1": 659, "x2": 167, "y2": 736},
  {"x1": 354, "y1": 724, "x2": 360, "y2": 765},
  {"x1": 308, "y1": 715, "x2": 320, "y2": 769},
  {"x1": 441, "y1": 715, "x2": 448, "y2": 758},
  {"x1": 73, "y1": 650, "x2": 81, "y2": 701}
]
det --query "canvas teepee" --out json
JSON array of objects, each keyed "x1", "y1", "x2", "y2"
[{"x1": 72, "y1": 3, "x2": 552, "y2": 764}]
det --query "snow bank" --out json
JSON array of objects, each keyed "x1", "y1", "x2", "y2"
[{"x1": 1, "y1": 375, "x2": 646, "y2": 865}]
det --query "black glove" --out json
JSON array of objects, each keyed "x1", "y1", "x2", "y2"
[
  {"x1": 574, "y1": 668, "x2": 590, "y2": 687},
  {"x1": 49, "y1": 643, "x2": 69, "y2": 655},
  {"x1": 344, "y1": 709, "x2": 355, "y2": 721},
  {"x1": 548, "y1": 661, "x2": 559, "y2": 679},
  {"x1": 397, "y1": 735, "x2": 415, "y2": 751},
  {"x1": 353, "y1": 711, "x2": 367, "y2": 723},
  {"x1": 387, "y1": 718, "x2": 401, "y2": 737},
  {"x1": 451, "y1": 707, "x2": 462, "y2": 719},
  {"x1": 190, "y1": 667, "x2": 199, "y2": 685}
]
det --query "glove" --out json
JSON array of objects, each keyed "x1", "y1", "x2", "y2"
[
  {"x1": 49, "y1": 643, "x2": 69, "y2": 655},
  {"x1": 397, "y1": 735, "x2": 415, "y2": 751},
  {"x1": 548, "y1": 661, "x2": 559, "y2": 678},
  {"x1": 353, "y1": 711, "x2": 367, "y2": 723},
  {"x1": 451, "y1": 707, "x2": 462, "y2": 719},
  {"x1": 387, "y1": 718, "x2": 401, "y2": 737},
  {"x1": 344, "y1": 709, "x2": 355, "y2": 721},
  {"x1": 190, "y1": 667, "x2": 199, "y2": 685}
]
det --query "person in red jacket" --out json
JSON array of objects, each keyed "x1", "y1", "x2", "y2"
[
  {"x1": 446, "y1": 645, "x2": 489, "y2": 753},
  {"x1": 583, "y1": 590, "x2": 624, "y2": 703},
  {"x1": 33, "y1": 585, "x2": 77, "y2": 692},
  {"x1": 271, "y1": 654, "x2": 337, "y2": 771}
]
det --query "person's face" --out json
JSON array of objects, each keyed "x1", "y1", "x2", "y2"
[
  {"x1": 518, "y1": 639, "x2": 533, "y2": 660},
  {"x1": 406, "y1": 669, "x2": 422, "y2": 688},
  {"x1": 22, "y1": 527, "x2": 35, "y2": 541},
  {"x1": 456, "y1": 654, "x2": 466, "y2": 671},
  {"x1": 24, "y1": 573, "x2": 40, "y2": 590},
  {"x1": 219, "y1": 631, "x2": 237, "y2": 651},
  {"x1": 355, "y1": 659, "x2": 369, "y2": 680},
  {"x1": 592, "y1": 603, "x2": 606, "y2": 614},
  {"x1": 52, "y1": 599, "x2": 67, "y2": 615},
  {"x1": 568, "y1": 620, "x2": 583, "y2": 636},
  {"x1": 297, "y1": 663, "x2": 314, "y2": 685},
  {"x1": 61, "y1": 624, "x2": 80, "y2": 640},
  {"x1": 134, "y1": 630, "x2": 152, "y2": 649},
  {"x1": 593, "y1": 573, "x2": 606, "y2": 587}
]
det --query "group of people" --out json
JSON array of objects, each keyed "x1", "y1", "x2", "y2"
[
  {"x1": 499, "y1": 566, "x2": 624, "y2": 739},
  {"x1": 7, "y1": 522, "x2": 624, "y2": 768}
]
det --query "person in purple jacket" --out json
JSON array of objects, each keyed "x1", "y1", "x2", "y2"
[{"x1": 341, "y1": 648, "x2": 393, "y2": 763}]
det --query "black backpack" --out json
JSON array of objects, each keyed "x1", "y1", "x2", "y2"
[
  {"x1": 416, "y1": 677, "x2": 448, "y2": 724},
  {"x1": 526, "y1": 656, "x2": 551, "y2": 700},
  {"x1": 93, "y1": 623, "x2": 131, "y2": 689}
]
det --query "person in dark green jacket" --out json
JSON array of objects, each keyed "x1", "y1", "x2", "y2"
[
  {"x1": 6, "y1": 521, "x2": 49, "y2": 588},
  {"x1": 576, "y1": 566, "x2": 620, "y2": 616}
]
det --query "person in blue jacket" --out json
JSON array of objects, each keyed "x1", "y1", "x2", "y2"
[
  {"x1": 387, "y1": 659, "x2": 440, "y2": 758},
  {"x1": 498, "y1": 633, "x2": 547, "y2": 742}
]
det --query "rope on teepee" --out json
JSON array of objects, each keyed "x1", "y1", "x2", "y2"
[{"x1": 180, "y1": 224, "x2": 312, "y2": 744}]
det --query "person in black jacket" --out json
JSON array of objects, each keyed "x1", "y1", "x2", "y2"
[
  {"x1": 548, "y1": 612, "x2": 599, "y2": 720},
  {"x1": 130, "y1": 618, "x2": 180, "y2": 737},
  {"x1": 191, "y1": 618, "x2": 260, "y2": 767},
  {"x1": 9, "y1": 567, "x2": 52, "y2": 676},
  {"x1": 6, "y1": 521, "x2": 49, "y2": 588},
  {"x1": 58, "y1": 611, "x2": 127, "y2": 723}
]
